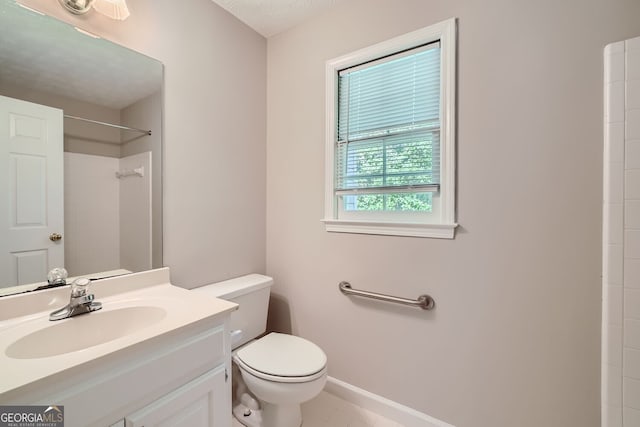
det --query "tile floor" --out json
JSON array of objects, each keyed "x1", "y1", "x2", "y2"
[{"x1": 232, "y1": 391, "x2": 404, "y2": 427}]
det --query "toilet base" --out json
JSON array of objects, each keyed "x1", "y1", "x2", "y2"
[
  {"x1": 233, "y1": 401, "x2": 301, "y2": 427},
  {"x1": 233, "y1": 402, "x2": 262, "y2": 427}
]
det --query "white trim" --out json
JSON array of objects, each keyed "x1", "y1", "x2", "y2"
[
  {"x1": 324, "y1": 376, "x2": 457, "y2": 427},
  {"x1": 325, "y1": 52, "x2": 339, "y2": 220},
  {"x1": 439, "y1": 18, "x2": 457, "y2": 224},
  {"x1": 322, "y1": 219, "x2": 457, "y2": 239},
  {"x1": 324, "y1": 18, "x2": 457, "y2": 237}
]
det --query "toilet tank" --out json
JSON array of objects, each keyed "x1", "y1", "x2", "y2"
[{"x1": 191, "y1": 274, "x2": 273, "y2": 349}]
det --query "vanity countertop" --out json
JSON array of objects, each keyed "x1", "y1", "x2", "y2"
[
  {"x1": 0, "y1": 268, "x2": 237, "y2": 398},
  {"x1": 0, "y1": 269, "x2": 133, "y2": 298}
]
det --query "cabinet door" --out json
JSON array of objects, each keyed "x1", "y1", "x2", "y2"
[{"x1": 125, "y1": 367, "x2": 228, "y2": 427}]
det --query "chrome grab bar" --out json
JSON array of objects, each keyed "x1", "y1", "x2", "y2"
[{"x1": 338, "y1": 281, "x2": 435, "y2": 310}]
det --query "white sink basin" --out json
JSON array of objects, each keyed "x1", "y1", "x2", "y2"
[
  {"x1": 6, "y1": 306, "x2": 166, "y2": 359},
  {"x1": 0, "y1": 269, "x2": 238, "y2": 397}
]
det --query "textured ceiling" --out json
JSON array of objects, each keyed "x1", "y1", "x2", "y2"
[
  {"x1": 210, "y1": 0, "x2": 347, "y2": 37},
  {"x1": 0, "y1": 2, "x2": 162, "y2": 110}
]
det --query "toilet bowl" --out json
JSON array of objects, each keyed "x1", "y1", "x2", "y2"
[
  {"x1": 191, "y1": 274, "x2": 327, "y2": 427},
  {"x1": 234, "y1": 332, "x2": 327, "y2": 427}
]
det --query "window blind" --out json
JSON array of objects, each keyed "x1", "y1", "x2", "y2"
[{"x1": 335, "y1": 42, "x2": 441, "y2": 195}]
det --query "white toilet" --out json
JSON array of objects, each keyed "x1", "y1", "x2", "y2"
[{"x1": 192, "y1": 274, "x2": 327, "y2": 427}]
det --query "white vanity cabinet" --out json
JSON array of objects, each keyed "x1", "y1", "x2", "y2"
[
  {"x1": 108, "y1": 366, "x2": 226, "y2": 427},
  {"x1": 0, "y1": 269, "x2": 237, "y2": 427},
  {"x1": 0, "y1": 288, "x2": 236, "y2": 427},
  {"x1": 2, "y1": 311, "x2": 233, "y2": 427},
  {"x1": 125, "y1": 366, "x2": 227, "y2": 427}
]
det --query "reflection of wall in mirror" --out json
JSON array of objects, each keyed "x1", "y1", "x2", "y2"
[
  {"x1": 65, "y1": 151, "x2": 152, "y2": 276},
  {"x1": 121, "y1": 92, "x2": 162, "y2": 269},
  {"x1": 119, "y1": 151, "x2": 152, "y2": 273},
  {"x1": 65, "y1": 152, "x2": 120, "y2": 275},
  {"x1": 0, "y1": 84, "x2": 156, "y2": 277}
]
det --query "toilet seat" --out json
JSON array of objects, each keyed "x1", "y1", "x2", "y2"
[{"x1": 234, "y1": 333, "x2": 327, "y2": 384}]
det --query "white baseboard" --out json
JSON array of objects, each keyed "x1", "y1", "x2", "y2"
[{"x1": 324, "y1": 376, "x2": 456, "y2": 427}]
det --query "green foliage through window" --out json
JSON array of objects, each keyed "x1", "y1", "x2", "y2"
[
  {"x1": 335, "y1": 42, "x2": 441, "y2": 213},
  {"x1": 344, "y1": 192, "x2": 432, "y2": 212}
]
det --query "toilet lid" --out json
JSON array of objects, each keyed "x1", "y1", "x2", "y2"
[{"x1": 236, "y1": 333, "x2": 327, "y2": 377}]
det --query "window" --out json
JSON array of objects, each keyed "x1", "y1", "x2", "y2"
[{"x1": 323, "y1": 18, "x2": 457, "y2": 238}]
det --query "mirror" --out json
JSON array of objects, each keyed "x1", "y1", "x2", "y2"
[{"x1": 0, "y1": 2, "x2": 163, "y2": 296}]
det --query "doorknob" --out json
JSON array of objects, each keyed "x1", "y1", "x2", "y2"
[{"x1": 49, "y1": 233, "x2": 63, "y2": 242}]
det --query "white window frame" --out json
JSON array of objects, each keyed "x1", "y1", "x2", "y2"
[{"x1": 323, "y1": 18, "x2": 458, "y2": 239}]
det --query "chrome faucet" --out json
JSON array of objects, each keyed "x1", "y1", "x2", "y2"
[{"x1": 49, "y1": 277, "x2": 102, "y2": 321}]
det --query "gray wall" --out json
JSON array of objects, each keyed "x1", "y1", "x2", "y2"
[
  {"x1": 17, "y1": 0, "x2": 267, "y2": 287},
  {"x1": 121, "y1": 91, "x2": 163, "y2": 269},
  {"x1": 265, "y1": 1, "x2": 640, "y2": 427}
]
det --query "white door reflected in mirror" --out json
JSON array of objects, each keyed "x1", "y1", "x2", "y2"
[{"x1": 0, "y1": 95, "x2": 64, "y2": 287}]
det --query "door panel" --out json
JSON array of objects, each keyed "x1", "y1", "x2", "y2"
[
  {"x1": 11, "y1": 154, "x2": 47, "y2": 226},
  {"x1": 12, "y1": 250, "x2": 48, "y2": 285},
  {"x1": 0, "y1": 95, "x2": 64, "y2": 287}
]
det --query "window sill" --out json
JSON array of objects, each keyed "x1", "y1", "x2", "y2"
[{"x1": 322, "y1": 219, "x2": 458, "y2": 239}]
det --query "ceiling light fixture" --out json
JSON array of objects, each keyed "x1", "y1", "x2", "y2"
[
  {"x1": 92, "y1": 0, "x2": 130, "y2": 20},
  {"x1": 58, "y1": 0, "x2": 95, "y2": 15},
  {"x1": 57, "y1": 0, "x2": 129, "y2": 20}
]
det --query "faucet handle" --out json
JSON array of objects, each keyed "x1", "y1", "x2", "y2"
[
  {"x1": 47, "y1": 267, "x2": 68, "y2": 286},
  {"x1": 70, "y1": 278, "x2": 92, "y2": 298}
]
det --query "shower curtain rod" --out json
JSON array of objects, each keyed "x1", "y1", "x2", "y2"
[{"x1": 64, "y1": 114, "x2": 152, "y2": 136}]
